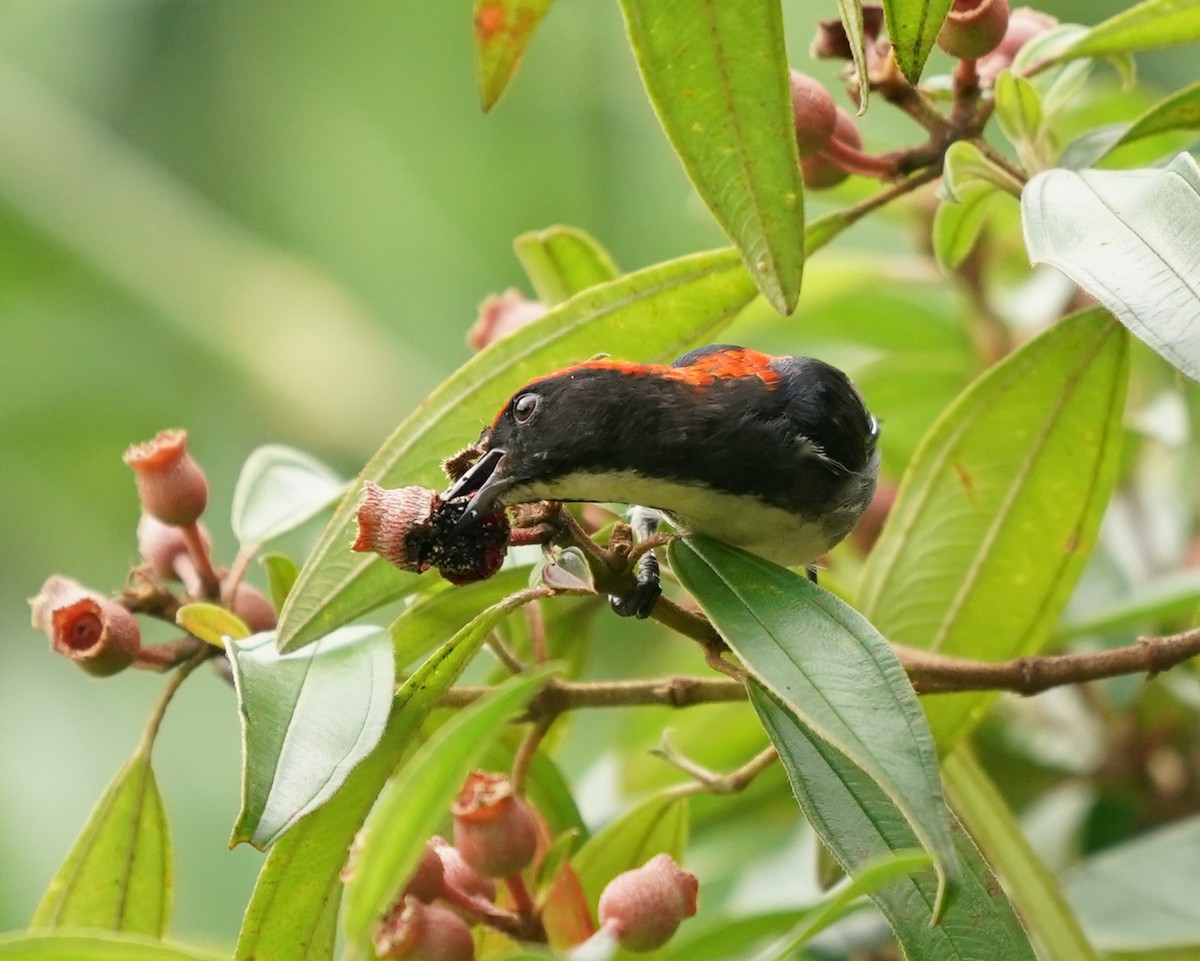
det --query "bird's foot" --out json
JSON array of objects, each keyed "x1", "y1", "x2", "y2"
[{"x1": 609, "y1": 551, "x2": 661, "y2": 619}]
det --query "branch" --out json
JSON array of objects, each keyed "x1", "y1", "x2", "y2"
[
  {"x1": 896, "y1": 628, "x2": 1200, "y2": 695},
  {"x1": 441, "y1": 675, "x2": 747, "y2": 716}
]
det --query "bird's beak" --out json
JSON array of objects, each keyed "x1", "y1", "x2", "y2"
[{"x1": 442, "y1": 447, "x2": 514, "y2": 531}]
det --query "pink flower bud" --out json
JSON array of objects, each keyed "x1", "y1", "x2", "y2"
[
  {"x1": 801, "y1": 108, "x2": 863, "y2": 190},
  {"x1": 29, "y1": 576, "x2": 142, "y2": 677},
  {"x1": 353, "y1": 483, "x2": 510, "y2": 586},
  {"x1": 977, "y1": 6, "x2": 1058, "y2": 82},
  {"x1": 404, "y1": 843, "x2": 447, "y2": 904},
  {"x1": 353, "y1": 483, "x2": 439, "y2": 573},
  {"x1": 123, "y1": 429, "x2": 208, "y2": 526},
  {"x1": 430, "y1": 837, "x2": 497, "y2": 903},
  {"x1": 937, "y1": 0, "x2": 1011, "y2": 60},
  {"x1": 597, "y1": 854, "x2": 698, "y2": 952},
  {"x1": 137, "y1": 513, "x2": 211, "y2": 587},
  {"x1": 468, "y1": 290, "x2": 547, "y2": 352},
  {"x1": 451, "y1": 772, "x2": 539, "y2": 878},
  {"x1": 229, "y1": 583, "x2": 278, "y2": 633},
  {"x1": 373, "y1": 896, "x2": 476, "y2": 961},
  {"x1": 789, "y1": 71, "x2": 838, "y2": 157}
]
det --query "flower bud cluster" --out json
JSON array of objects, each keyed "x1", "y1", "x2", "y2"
[
  {"x1": 29, "y1": 429, "x2": 278, "y2": 678},
  {"x1": 363, "y1": 771, "x2": 541, "y2": 961},
  {"x1": 366, "y1": 770, "x2": 699, "y2": 957}
]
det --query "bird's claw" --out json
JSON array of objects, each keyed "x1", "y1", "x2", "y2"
[{"x1": 609, "y1": 551, "x2": 661, "y2": 619}]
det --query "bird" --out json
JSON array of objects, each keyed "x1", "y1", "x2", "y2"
[{"x1": 443, "y1": 344, "x2": 880, "y2": 617}]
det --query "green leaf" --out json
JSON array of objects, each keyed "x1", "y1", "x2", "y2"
[
  {"x1": 277, "y1": 246, "x2": 756, "y2": 652},
  {"x1": 1023, "y1": 154, "x2": 1200, "y2": 382},
  {"x1": 227, "y1": 625, "x2": 395, "y2": 849},
  {"x1": 619, "y1": 0, "x2": 805, "y2": 315},
  {"x1": 752, "y1": 684, "x2": 1038, "y2": 959},
  {"x1": 175, "y1": 602, "x2": 250, "y2": 648},
  {"x1": 231, "y1": 444, "x2": 344, "y2": 546},
  {"x1": 837, "y1": 0, "x2": 871, "y2": 112},
  {"x1": 473, "y1": 0, "x2": 557, "y2": 111},
  {"x1": 933, "y1": 181, "x2": 999, "y2": 272},
  {"x1": 31, "y1": 751, "x2": 171, "y2": 938},
  {"x1": 0, "y1": 933, "x2": 221, "y2": 961},
  {"x1": 859, "y1": 310, "x2": 1129, "y2": 748},
  {"x1": 1065, "y1": 0, "x2": 1200, "y2": 58},
  {"x1": 1065, "y1": 815, "x2": 1200, "y2": 953},
  {"x1": 757, "y1": 850, "x2": 933, "y2": 961},
  {"x1": 235, "y1": 590, "x2": 541, "y2": 961},
  {"x1": 944, "y1": 750, "x2": 1101, "y2": 961},
  {"x1": 262, "y1": 552, "x2": 300, "y2": 611},
  {"x1": 995, "y1": 71, "x2": 1043, "y2": 142},
  {"x1": 513, "y1": 225, "x2": 620, "y2": 305},
  {"x1": 571, "y1": 790, "x2": 689, "y2": 909},
  {"x1": 1109, "y1": 80, "x2": 1200, "y2": 154},
  {"x1": 994, "y1": 71, "x2": 1048, "y2": 170},
  {"x1": 341, "y1": 667, "x2": 555, "y2": 943},
  {"x1": 943, "y1": 140, "x2": 1023, "y2": 198},
  {"x1": 390, "y1": 566, "x2": 533, "y2": 670},
  {"x1": 1070, "y1": 80, "x2": 1200, "y2": 169},
  {"x1": 882, "y1": 0, "x2": 954, "y2": 85},
  {"x1": 668, "y1": 536, "x2": 960, "y2": 911}
]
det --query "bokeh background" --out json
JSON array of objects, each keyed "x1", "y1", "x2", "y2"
[{"x1": 0, "y1": 0, "x2": 1186, "y2": 950}]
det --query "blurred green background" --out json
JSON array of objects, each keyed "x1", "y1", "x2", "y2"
[{"x1": 0, "y1": 0, "x2": 1180, "y2": 950}]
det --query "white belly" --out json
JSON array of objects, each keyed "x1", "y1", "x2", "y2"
[{"x1": 504, "y1": 469, "x2": 838, "y2": 568}]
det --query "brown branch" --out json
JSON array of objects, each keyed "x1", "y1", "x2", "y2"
[
  {"x1": 441, "y1": 675, "x2": 748, "y2": 715},
  {"x1": 896, "y1": 628, "x2": 1200, "y2": 695}
]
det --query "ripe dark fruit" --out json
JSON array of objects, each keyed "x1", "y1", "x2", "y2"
[
  {"x1": 789, "y1": 70, "x2": 837, "y2": 156},
  {"x1": 426, "y1": 498, "x2": 510, "y2": 585}
]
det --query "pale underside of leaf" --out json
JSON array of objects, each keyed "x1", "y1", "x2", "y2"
[
  {"x1": 1023, "y1": 154, "x2": 1200, "y2": 382},
  {"x1": 228, "y1": 625, "x2": 394, "y2": 849}
]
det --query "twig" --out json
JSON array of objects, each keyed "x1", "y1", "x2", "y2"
[
  {"x1": 180, "y1": 521, "x2": 221, "y2": 598},
  {"x1": 222, "y1": 542, "x2": 260, "y2": 606},
  {"x1": 512, "y1": 718, "x2": 554, "y2": 796},
  {"x1": 657, "y1": 739, "x2": 779, "y2": 798},
  {"x1": 487, "y1": 629, "x2": 528, "y2": 675},
  {"x1": 136, "y1": 646, "x2": 212, "y2": 756}
]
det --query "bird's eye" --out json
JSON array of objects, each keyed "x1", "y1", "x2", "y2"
[{"x1": 513, "y1": 393, "x2": 540, "y2": 423}]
